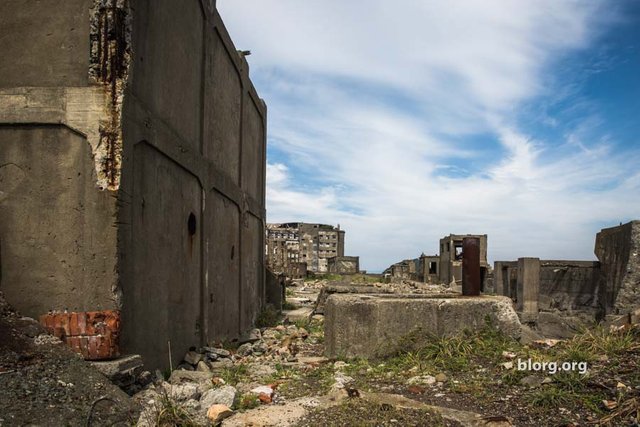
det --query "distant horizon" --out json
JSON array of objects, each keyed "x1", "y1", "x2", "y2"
[{"x1": 219, "y1": 1, "x2": 640, "y2": 272}]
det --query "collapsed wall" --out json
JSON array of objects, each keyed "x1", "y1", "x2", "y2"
[{"x1": 0, "y1": 0, "x2": 267, "y2": 370}]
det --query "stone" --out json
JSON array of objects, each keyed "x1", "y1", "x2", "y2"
[
  {"x1": 167, "y1": 382, "x2": 200, "y2": 401},
  {"x1": 200, "y1": 385, "x2": 237, "y2": 409},
  {"x1": 284, "y1": 307, "x2": 314, "y2": 322},
  {"x1": 176, "y1": 363, "x2": 194, "y2": 371},
  {"x1": 407, "y1": 375, "x2": 436, "y2": 386},
  {"x1": 89, "y1": 354, "x2": 144, "y2": 389},
  {"x1": 196, "y1": 361, "x2": 210, "y2": 372},
  {"x1": 168, "y1": 370, "x2": 215, "y2": 396},
  {"x1": 184, "y1": 351, "x2": 202, "y2": 365},
  {"x1": 239, "y1": 329, "x2": 261, "y2": 344},
  {"x1": 237, "y1": 343, "x2": 253, "y2": 357},
  {"x1": 435, "y1": 373, "x2": 447, "y2": 383},
  {"x1": 207, "y1": 404, "x2": 233, "y2": 423},
  {"x1": 250, "y1": 385, "x2": 274, "y2": 396},
  {"x1": 252, "y1": 341, "x2": 268, "y2": 354},
  {"x1": 208, "y1": 358, "x2": 233, "y2": 371},
  {"x1": 206, "y1": 347, "x2": 231, "y2": 358},
  {"x1": 520, "y1": 375, "x2": 543, "y2": 388},
  {"x1": 298, "y1": 356, "x2": 329, "y2": 365}
]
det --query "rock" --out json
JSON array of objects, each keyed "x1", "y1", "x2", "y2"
[
  {"x1": 407, "y1": 375, "x2": 436, "y2": 386},
  {"x1": 167, "y1": 382, "x2": 200, "y2": 401},
  {"x1": 206, "y1": 347, "x2": 231, "y2": 358},
  {"x1": 237, "y1": 343, "x2": 253, "y2": 357},
  {"x1": 262, "y1": 330, "x2": 279, "y2": 340},
  {"x1": 169, "y1": 370, "x2": 213, "y2": 385},
  {"x1": 207, "y1": 404, "x2": 233, "y2": 423},
  {"x1": 298, "y1": 356, "x2": 329, "y2": 365},
  {"x1": 183, "y1": 398, "x2": 201, "y2": 412},
  {"x1": 250, "y1": 385, "x2": 274, "y2": 396},
  {"x1": 240, "y1": 329, "x2": 262, "y2": 344},
  {"x1": 200, "y1": 385, "x2": 237, "y2": 408},
  {"x1": 196, "y1": 361, "x2": 210, "y2": 372},
  {"x1": 520, "y1": 375, "x2": 543, "y2": 388},
  {"x1": 209, "y1": 358, "x2": 233, "y2": 371},
  {"x1": 435, "y1": 373, "x2": 447, "y2": 383},
  {"x1": 252, "y1": 341, "x2": 268, "y2": 354},
  {"x1": 184, "y1": 351, "x2": 202, "y2": 365},
  {"x1": 332, "y1": 373, "x2": 354, "y2": 389},
  {"x1": 176, "y1": 363, "x2": 194, "y2": 371}
]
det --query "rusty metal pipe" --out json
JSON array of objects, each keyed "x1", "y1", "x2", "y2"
[{"x1": 462, "y1": 237, "x2": 481, "y2": 296}]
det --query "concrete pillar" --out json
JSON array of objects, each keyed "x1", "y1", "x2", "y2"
[
  {"x1": 517, "y1": 257, "x2": 540, "y2": 315},
  {"x1": 494, "y1": 262, "x2": 505, "y2": 296},
  {"x1": 462, "y1": 237, "x2": 481, "y2": 296}
]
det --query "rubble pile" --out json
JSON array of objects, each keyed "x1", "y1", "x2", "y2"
[{"x1": 135, "y1": 320, "x2": 326, "y2": 425}]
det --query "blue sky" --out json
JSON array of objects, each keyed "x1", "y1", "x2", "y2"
[{"x1": 218, "y1": 1, "x2": 640, "y2": 272}]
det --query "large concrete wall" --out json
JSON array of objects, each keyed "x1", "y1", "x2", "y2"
[
  {"x1": 0, "y1": 126, "x2": 118, "y2": 315},
  {"x1": 0, "y1": 0, "x2": 267, "y2": 370},
  {"x1": 595, "y1": 221, "x2": 640, "y2": 316}
]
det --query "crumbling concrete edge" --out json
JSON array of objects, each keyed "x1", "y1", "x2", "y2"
[{"x1": 0, "y1": 0, "x2": 131, "y2": 192}]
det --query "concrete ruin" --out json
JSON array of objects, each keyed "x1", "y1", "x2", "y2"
[
  {"x1": 0, "y1": 0, "x2": 267, "y2": 369},
  {"x1": 384, "y1": 234, "x2": 489, "y2": 287},
  {"x1": 266, "y1": 222, "x2": 359, "y2": 275},
  {"x1": 325, "y1": 294, "x2": 521, "y2": 359},
  {"x1": 495, "y1": 221, "x2": 640, "y2": 330}
]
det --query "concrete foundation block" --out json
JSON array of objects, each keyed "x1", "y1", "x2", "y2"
[{"x1": 324, "y1": 294, "x2": 521, "y2": 359}]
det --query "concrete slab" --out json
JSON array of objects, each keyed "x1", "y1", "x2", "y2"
[
  {"x1": 325, "y1": 294, "x2": 522, "y2": 359},
  {"x1": 283, "y1": 307, "x2": 314, "y2": 322}
]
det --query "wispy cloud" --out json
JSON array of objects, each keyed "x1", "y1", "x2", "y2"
[{"x1": 219, "y1": 0, "x2": 640, "y2": 271}]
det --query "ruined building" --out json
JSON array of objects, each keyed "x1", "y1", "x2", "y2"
[
  {"x1": 266, "y1": 223, "x2": 359, "y2": 275},
  {"x1": 0, "y1": 0, "x2": 267, "y2": 369},
  {"x1": 384, "y1": 234, "x2": 488, "y2": 285},
  {"x1": 495, "y1": 221, "x2": 640, "y2": 326}
]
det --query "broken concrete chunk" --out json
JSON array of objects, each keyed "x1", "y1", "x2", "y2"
[
  {"x1": 237, "y1": 343, "x2": 253, "y2": 357},
  {"x1": 200, "y1": 385, "x2": 237, "y2": 409},
  {"x1": 207, "y1": 404, "x2": 233, "y2": 423}
]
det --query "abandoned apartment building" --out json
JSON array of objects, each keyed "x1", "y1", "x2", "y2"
[
  {"x1": 0, "y1": 0, "x2": 270, "y2": 370},
  {"x1": 266, "y1": 222, "x2": 360, "y2": 277},
  {"x1": 384, "y1": 234, "x2": 489, "y2": 287}
]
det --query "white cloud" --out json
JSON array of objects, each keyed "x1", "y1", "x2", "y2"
[{"x1": 218, "y1": 1, "x2": 638, "y2": 271}]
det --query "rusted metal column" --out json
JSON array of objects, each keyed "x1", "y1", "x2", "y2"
[{"x1": 462, "y1": 237, "x2": 481, "y2": 296}]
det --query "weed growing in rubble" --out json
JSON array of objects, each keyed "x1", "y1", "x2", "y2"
[
  {"x1": 527, "y1": 385, "x2": 576, "y2": 408},
  {"x1": 561, "y1": 325, "x2": 639, "y2": 358},
  {"x1": 153, "y1": 392, "x2": 198, "y2": 426},
  {"x1": 220, "y1": 364, "x2": 250, "y2": 385},
  {"x1": 235, "y1": 393, "x2": 260, "y2": 411}
]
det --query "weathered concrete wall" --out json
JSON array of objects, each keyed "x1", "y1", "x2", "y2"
[
  {"x1": 325, "y1": 294, "x2": 522, "y2": 359},
  {"x1": 595, "y1": 221, "x2": 640, "y2": 316},
  {"x1": 328, "y1": 256, "x2": 360, "y2": 274},
  {"x1": 0, "y1": 0, "x2": 267, "y2": 370},
  {"x1": 119, "y1": 0, "x2": 267, "y2": 369},
  {"x1": 538, "y1": 261, "x2": 600, "y2": 311},
  {"x1": 0, "y1": 126, "x2": 118, "y2": 315}
]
